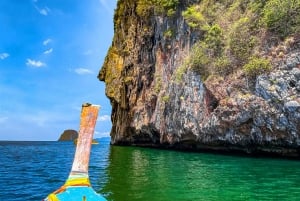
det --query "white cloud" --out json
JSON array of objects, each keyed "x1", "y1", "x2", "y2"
[
  {"x1": 83, "y1": 50, "x2": 93, "y2": 55},
  {"x1": 94, "y1": 131, "x2": 110, "y2": 137},
  {"x1": 0, "y1": 116, "x2": 8, "y2": 124},
  {"x1": 20, "y1": 110, "x2": 73, "y2": 127},
  {"x1": 26, "y1": 59, "x2": 46, "y2": 68},
  {"x1": 43, "y1": 38, "x2": 52, "y2": 46},
  {"x1": 98, "y1": 115, "x2": 110, "y2": 122},
  {"x1": 43, "y1": 48, "x2": 53, "y2": 54},
  {"x1": 35, "y1": 6, "x2": 50, "y2": 16},
  {"x1": 39, "y1": 9, "x2": 48, "y2": 15},
  {"x1": 24, "y1": 114, "x2": 47, "y2": 127},
  {"x1": 99, "y1": 0, "x2": 112, "y2": 13},
  {"x1": 0, "y1": 53, "x2": 9, "y2": 60},
  {"x1": 75, "y1": 68, "x2": 93, "y2": 75}
]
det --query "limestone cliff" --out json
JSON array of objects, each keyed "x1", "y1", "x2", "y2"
[{"x1": 99, "y1": 0, "x2": 300, "y2": 157}]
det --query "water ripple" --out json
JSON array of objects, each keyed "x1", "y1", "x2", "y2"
[{"x1": 1, "y1": 141, "x2": 300, "y2": 201}]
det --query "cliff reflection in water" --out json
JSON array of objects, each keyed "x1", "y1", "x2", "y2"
[{"x1": 99, "y1": 145, "x2": 300, "y2": 201}]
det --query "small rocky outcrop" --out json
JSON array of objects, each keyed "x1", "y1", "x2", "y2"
[{"x1": 58, "y1": 129, "x2": 78, "y2": 141}]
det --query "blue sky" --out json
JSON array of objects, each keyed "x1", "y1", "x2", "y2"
[{"x1": 0, "y1": 0, "x2": 117, "y2": 140}]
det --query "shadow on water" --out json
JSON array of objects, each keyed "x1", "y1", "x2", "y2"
[{"x1": 99, "y1": 145, "x2": 300, "y2": 201}]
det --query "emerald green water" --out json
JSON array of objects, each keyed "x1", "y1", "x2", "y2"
[{"x1": 100, "y1": 145, "x2": 300, "y2": 201}]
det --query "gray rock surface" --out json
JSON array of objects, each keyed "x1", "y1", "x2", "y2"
[{"x1": 99, "y1": 0, "x2": 300, "y2": 157}]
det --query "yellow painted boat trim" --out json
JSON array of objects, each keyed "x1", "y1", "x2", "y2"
[{"x1": 64, "y1": 177, "x2": 91, "y2": 187}]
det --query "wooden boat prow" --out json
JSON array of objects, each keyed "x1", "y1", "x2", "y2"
[{"x1": 44, "y1": 103, "x2": 107, "y2": 201}]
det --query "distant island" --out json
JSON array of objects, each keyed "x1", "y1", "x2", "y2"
[
  {"x1": 58, "y1": 129, "x2": 107, "y2": 144},
  {"x1": 58, "y1": 129, "x2": 78, "y2": 141},
  {"x1": 97, "y1": 137, "x2": 111, "y2": 142}
]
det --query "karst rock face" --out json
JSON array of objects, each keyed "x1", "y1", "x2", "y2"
[{"x1": 99, "y1": 0, "x2": 300, "y2": 157}]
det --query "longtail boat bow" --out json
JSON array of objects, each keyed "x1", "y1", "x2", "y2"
[{"x1": 44, "y1": 103, "x2": 107, "y2": 201}]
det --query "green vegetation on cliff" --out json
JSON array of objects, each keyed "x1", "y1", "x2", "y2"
[
  {"x1": 136, "y1": 0, "x2": 179, "y2": 17},
  {"x1": 243, "y1": 57, "x2": 272, "y2": 77},
  {"x1": 182, "y1": 5, "x2": 206, "y2": 30},
  {"x1": 262, "y1": 0, "x2": 300, "y2": 38},
  {"x1": 114, "y1": 0, "x2": 179, "y2": 27},
  {"x1": 105, "y1": 0, "x2": 300, "y2": 95},
  {"x1": 181, "y1": 0, "x2": 300, "y2": 80}
]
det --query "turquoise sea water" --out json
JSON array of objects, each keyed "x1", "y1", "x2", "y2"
[{"x1": 0, "y1": 140, "x2": 300, "y2": 201}]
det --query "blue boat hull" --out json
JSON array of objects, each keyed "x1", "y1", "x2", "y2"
[{"x1": 45, "y1": 186, "x2": 107, "y2": 201}]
